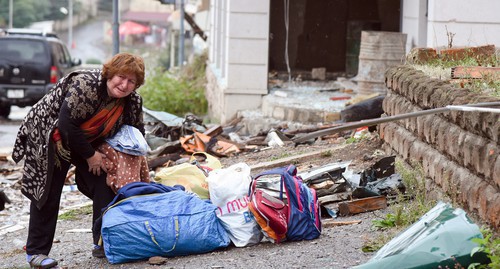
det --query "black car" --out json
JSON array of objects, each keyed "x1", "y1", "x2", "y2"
[{"x1": 0, "y1": 28, "x2": 81, "y2": 118}]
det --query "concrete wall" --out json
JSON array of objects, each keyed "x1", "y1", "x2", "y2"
[
  {"x1": 381, "y1": 66, "x2": 500, "y2": 229},
  {"x1": 427, "y1": 0, "x2": 500, "y2": 48},
  {"x1": 206, "y1": 0, "x2": 270, "y2": 123},
  {"x1": 403, "y1": 0, "x2": 500, "y2": 50},
  {"x1": 401, "y1": 0, "x2": 427, "y2": 51}
]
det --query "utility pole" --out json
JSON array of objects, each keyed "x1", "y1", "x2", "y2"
[
  {"x1": 112, "y1": 0, "x2": 120, "y2": 55},
  {"x1": 68, "y1": 0, "x2": 73, "y2": 49},
  {"x1": 178, "y1": 0, "x2": 185, "y2": 67},
  {"x1": 8, "y1": 0, "x2": 13, "y2": 28}
]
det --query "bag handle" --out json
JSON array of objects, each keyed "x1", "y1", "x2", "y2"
[{"x1": 249, "y1": 165, "x2": 297, "y2": 201}]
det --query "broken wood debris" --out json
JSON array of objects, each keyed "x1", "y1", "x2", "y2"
[
  {"x1": 338, "y1": 196, "x2": 387, "y2": 216},
  {"x1": 322, "y1": 219, "x2": 362, "y2": 228}
]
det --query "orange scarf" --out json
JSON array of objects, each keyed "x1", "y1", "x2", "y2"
[{"x1": 53, "y1": 99, "x2": 125, "y2": 162}]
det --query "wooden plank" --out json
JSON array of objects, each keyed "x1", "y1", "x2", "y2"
[
  {"x1": 322, "y1": 220, "x2": 362, "y2": 228},
  {"x1": 203, "y1": 125, "x2": 223, "y2": 137},
  {"x1": 338, "y1": 196, "x2": 387, "y2": 216},
  {"x1": 318, "y1": 192, "x2": 350, "y2": 204},
  {"x1": 249, "y1": 144, "x2": 349, "y2": 171},
  {"x1": 451, "y1": 66, "x2": 500, "y2": 79}
]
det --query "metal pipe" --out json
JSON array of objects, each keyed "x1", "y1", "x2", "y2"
[
  {"x1": 178, "y1": 0, "x2": 185, "y2": 67},
  {"x1": 293, "y1": 101, "x2": 500, "y2": 144},
  {"x1": 68, "y1": 0, "x2": 73, "y2": 49},
  {"x1": 8, "y1": 0, "x2": 13, "y2": 28}
]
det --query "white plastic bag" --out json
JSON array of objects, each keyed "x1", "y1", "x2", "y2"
[{"x1": 206, "y1": 163, "x2": 263, "y2": 247}]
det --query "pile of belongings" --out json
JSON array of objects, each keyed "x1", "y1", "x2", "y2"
[{"x1": 100, "y1": 151, "x2": 323, "y2": 264}]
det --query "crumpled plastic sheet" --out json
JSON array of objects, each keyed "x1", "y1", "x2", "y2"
[{"x1": 354, "y1": 201, "x2": 487, "y2": 269}]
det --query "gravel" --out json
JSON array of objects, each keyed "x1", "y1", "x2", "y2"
[{"x1": 0, "y1": 134, "x2": 392, "y2": 269}]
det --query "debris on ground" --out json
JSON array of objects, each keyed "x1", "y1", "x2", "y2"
[{"x1": 0, "y1": 105, "x2": 427, "y2": 266}]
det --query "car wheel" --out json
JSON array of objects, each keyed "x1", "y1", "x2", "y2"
[{"x1": 0, "y1": 105, "x2": 11, "y2": 118}]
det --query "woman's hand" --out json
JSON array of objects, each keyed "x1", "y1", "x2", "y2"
[{"x1": 86, "y1": 152, "x2": 108, "y2": 176}]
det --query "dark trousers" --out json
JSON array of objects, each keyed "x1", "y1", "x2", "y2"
[{"x1": 26, "y1": 155, "x2": 115, "y2": 255}]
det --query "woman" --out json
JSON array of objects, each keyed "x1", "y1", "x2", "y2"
[{"x1": 12, "y1": 52, "x2": 146, "y2": 268}]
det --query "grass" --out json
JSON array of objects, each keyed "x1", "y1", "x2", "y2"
[
  {"x1": 362, "y1": 160, "x2": 499, "y2": 268},
  {"x1": 362, "y1": 160, "x2": 435, "y2": 252},
  {"x1": 412, "y1": 50, "x2": 500, "y2": 96},
  {"x1": 469, "y1": 229, "x2": 500, "y2": 269},
  {"x1": 269, "y1": 152, "x2": 293, "y2": 161},
  {"x1": 58, "y1": 204, "x2": 93, "y2": 221}
]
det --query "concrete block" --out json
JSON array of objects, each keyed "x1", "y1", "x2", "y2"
[
  {"x1": 286, "y1": 108, "x2": 297, "y2": 122},
  {"x1": 311, "y1": 68, "x2": 326, "y2": 81},
  {"x1": 323, "y1": 112, "x2": 340, "y2": 122},
  {"x1": 297, "y1": 110, "x2": 311, "y2": 122},
  {"x1": 272, "y1": 106, "x2": 285, "y2": 120}
]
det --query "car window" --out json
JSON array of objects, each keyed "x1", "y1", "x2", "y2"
[
  {"x1": 51, "y1": 42, "x2": 70, "y2": 66},
  {"x1": 0, "y1": 39, "x2": 49, "y2": 62}
]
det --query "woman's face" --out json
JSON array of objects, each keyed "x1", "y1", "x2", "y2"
[{"x1": 106, "y1": 73, "x2": 138, "y2": 98}]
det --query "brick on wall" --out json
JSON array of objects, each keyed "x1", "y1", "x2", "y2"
[
  {"x1": 382, "y1": 65, "x2": 500, "y2": 229},
  {"x1": 384, "y1": 92, "x2": 500, "y2": 186},
  {"x1": 380, "y1": 121, "x2": 500, "y2": 228},
  {"x1": 384, "y1": 66, "x2": 500, "y2": 143}
]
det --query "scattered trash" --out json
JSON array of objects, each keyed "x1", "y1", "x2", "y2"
[
  {"x1": 338, "y1": 196, "x2": 387, "y2": 216},
  {"x1": 322, "y1": 219, "x2": 362, "y2": 228}
]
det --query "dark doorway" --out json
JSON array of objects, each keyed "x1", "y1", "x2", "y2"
[{"x1": 269, "y1": 0, "x2": 401, "y2": 79}]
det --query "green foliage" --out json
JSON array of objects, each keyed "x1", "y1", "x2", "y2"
[
  {"x1": 269, "y1": 152, "x2": 293, "y2": 161},
  {"x1": 362, "y1": 231, "x2": 398, "y2": 253},
  {"x1": 423, "y1": 51, "x2": 500, "y2": 96},
  {"x1": 139, "y1": 51, "x2": 208, "y2": 116},
  {"x1": 58, "y1": 204, "x2": 92, "y2": 221},
  {"x1": 425, "y1": 49, "x2": 499, "y2": 69},
  {"x1": 345, "y1": 133, "x2": 367, "y2": 144},
  {"x1": 451, "y1": 73, "x2": 500, "y2": 97},
  {"x1": 0, "y1": 0, "x2": 84, "y2": 28},
  {"x1": 320, "y1": 150, "x2": 333, "y2": 158},
  {"x1": 372, "y1": 213, "x2": 398, "y2": 230},
  {"x1": 469, "y1": 229, "x2": 500, "y2": 269},
  {"x1": 364, "y1": 161, "x2": 435, "y2": 252},
  {"x1": 85, "y1": 58, "x2": 102, "y2": 65}
]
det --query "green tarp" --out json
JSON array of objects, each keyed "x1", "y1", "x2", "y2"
[{"x1": 354, "y1": 202, "x2": 488, "y2": 269}]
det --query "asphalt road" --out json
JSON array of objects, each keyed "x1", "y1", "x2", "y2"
[
  {"x1": 59, "y1": 12, "x2": 111, "y2": 65},
  {"x1": 0, "y1": 106, "x2": 29, "y2": 155}
]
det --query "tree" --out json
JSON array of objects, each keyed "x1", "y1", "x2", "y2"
[{"x1": 0, "y1": 0, "x2": 75, "y2": 28}]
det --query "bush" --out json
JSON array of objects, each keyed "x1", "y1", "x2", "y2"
[
  {"x1": 85, "y1": 58, "x2": 102, "y2": 65},
  {"x1": 139, "y1": 51, "x2": 208, "y2": 116}
]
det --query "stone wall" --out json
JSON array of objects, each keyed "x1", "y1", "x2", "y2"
[{"x1": 380, "y1": 65, "x2": 500, "y2": 229}]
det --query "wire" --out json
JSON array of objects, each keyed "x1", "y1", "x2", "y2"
[{"x1": 284, "y1": 0, "x2": 291, "y2": 82}]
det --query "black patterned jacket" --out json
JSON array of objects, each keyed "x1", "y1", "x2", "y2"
[{"x1": 12, "y1": 69, "x2": 144, "y2": 209}]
